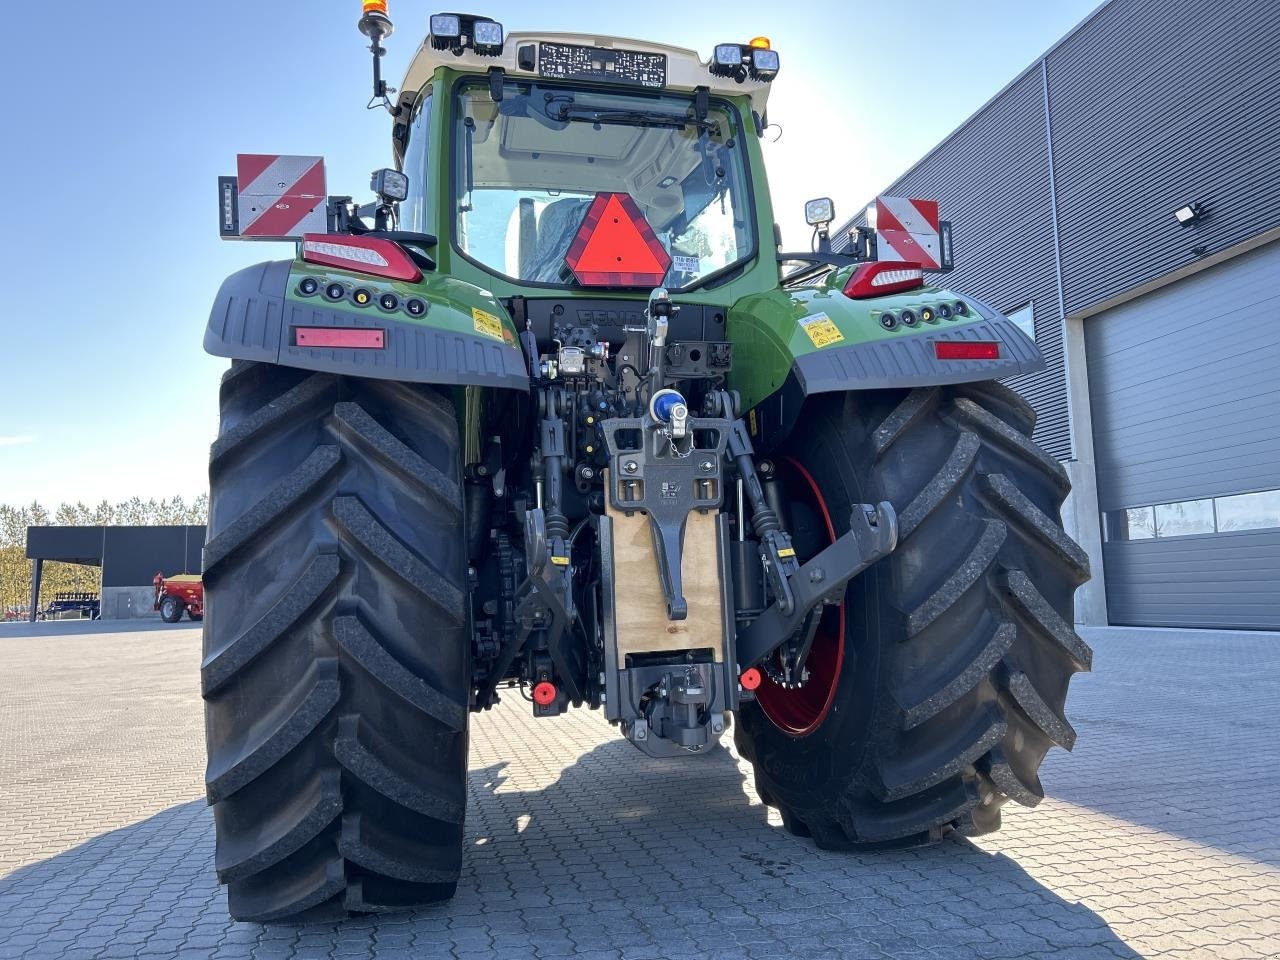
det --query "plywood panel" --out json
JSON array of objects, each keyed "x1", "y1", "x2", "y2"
[{"x1": 606, "y1": 503, "x2": 725, "y2": 659}]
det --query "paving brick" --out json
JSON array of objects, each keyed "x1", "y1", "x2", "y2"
[{"x1": 2, "y1": 625, "x2": 1280, "y2": 960}]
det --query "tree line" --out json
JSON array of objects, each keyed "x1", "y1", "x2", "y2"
[{"x1": 0, "y1": 495, "x2": 208, "y2": 619}]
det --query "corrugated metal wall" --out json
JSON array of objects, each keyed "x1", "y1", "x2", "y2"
[
  {"x1": 1088, "y1": 241, "x2": 1280, "y2": 511},
  {"x1": 1089, "y1": 240, "x2": 1280, "y2": 629},
  {"x1": 1048, "y1": 0, "x2": 1280, "y2": 315},
  {"x1": 835, "y1": 0, "x2": 1280, "y2": 463},
  {"x1": 1102, "y1": 531, "x2": 1280, "y2": 630}
]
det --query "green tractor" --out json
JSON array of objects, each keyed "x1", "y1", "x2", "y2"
[{"x1": 202, "y1": 4, "x2": 1092, "y2": 922}]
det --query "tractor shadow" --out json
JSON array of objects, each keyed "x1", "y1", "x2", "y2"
[
  {"x1": 452, "y1": 733, "x2": 1143, "y2": 959},
  {"x1": 0, "y1": 737, "x2": 1141, "y2": 959}
]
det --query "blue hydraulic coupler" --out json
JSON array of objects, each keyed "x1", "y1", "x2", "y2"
[{"x1": 650, "y1": 389, "x2": 687, "y2": 423}]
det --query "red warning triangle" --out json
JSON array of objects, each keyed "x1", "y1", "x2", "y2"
[{"x1": 565, "y1": 193, "x2": 672, "y2": 287}]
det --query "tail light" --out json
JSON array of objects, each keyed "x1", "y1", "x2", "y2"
[
  {"x1": 301, "y1": 233, "x2": 422, "y2": 282},
  {"x1": 935, "y1": 341, "x2": 1000, "y2": 360},
  {"x1": 842, "y1": 262, "x2": 925, "y2": 299}
]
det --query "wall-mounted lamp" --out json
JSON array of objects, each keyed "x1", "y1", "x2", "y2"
[{"x1": 1173, "y1": 202, "x2": 1205, "y2": 226}]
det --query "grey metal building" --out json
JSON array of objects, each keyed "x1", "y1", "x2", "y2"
[{"x1": 836, "y1": 0, "x2": 1280, "y2": 629}]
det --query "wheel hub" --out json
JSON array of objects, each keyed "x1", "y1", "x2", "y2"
[{"x1": 754, "y1": 457, "x2": 846, "y2": 736}]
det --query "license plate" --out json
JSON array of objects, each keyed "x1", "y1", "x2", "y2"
[{"x1": 538, "y1": 42, "x2": 667, "y2": 89}]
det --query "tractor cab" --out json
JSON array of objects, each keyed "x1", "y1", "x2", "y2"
[
  {"x1": 383, "y1": 13, "x2": 782, "y2": 303},
  {"x1": 447, "y1": 77, "x2": 751, "y2": 290}
]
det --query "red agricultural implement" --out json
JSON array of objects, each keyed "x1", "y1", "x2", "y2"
[{"x1": 153, "y1": 573, "x2": 203, "y2": 623}]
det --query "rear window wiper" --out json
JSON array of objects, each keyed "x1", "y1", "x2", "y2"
[{"x1": 546, "y1": 101, "x2": 720, "y2": 135}]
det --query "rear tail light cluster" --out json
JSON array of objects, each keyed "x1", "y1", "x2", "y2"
[
  {"x1": 843, "y1": 261, "x2": 925, "y2": 299},
  {"x1": 843, "y1": 262, "x2": 996, "y2": 359},
  {"x1": 301, "y1": 233, "x2": 422, "y2": 282}
]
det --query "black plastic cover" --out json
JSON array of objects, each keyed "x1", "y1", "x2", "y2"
[
  {"x1": 205, "y1": 261, "x2": 529, "y2": 389},
  {"x1": 791, "y1": 300, "x2": 1043, "y2": 395},
  {"x1": 749, "y1": 300, "x2": 1045, "y2": 450}
]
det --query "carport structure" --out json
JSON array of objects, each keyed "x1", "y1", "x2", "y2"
[{"x1": 25, "y1": 526, "x2": 206, "y2": 621}]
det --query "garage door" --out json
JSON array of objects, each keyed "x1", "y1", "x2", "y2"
[{"x1": 1087, "y1": 239, "x2": 1280, "y2": 629}]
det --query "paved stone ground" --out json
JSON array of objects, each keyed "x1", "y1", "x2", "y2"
[{"x1": 1, "y1": 621, "x2": 1278, "y2": 959}]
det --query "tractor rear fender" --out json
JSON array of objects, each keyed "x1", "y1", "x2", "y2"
[
  {"x1": 205, "y1": 259, "x2": 529, "y2": 389},
  {"x1": 725, "y1": 284, "x2": 1043, "y2": 446}
]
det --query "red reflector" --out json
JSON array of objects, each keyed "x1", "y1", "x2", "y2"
[
  {"x1": 564, "y1": 192, "x2": 672, "y2": 287},
  {"x1": 843, "y1": 261, "x2": 925, "y2": 298},
  {"x1": 740, "y1": 667, "x2": 762, "y2": 691},
  {"x1": 301, "y1": 233, "x2": 423, "y2": 282},
  {"x1": 934, "y1": 340, "x2": 1000, "y2": 361},
  {"x1": 532, "y1": 681, "x2": 557, "y2": 706},
  {"x1": 295, "y1": 327, "x2": 385, "y2": 349}
]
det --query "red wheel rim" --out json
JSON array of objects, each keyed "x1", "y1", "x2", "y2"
[{"x1": 754, "y1": 457, "x2": 846, "y2": 737}]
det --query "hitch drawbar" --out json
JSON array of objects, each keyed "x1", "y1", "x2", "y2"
[{"x1": 736, "y1": 502, "x2": 898, "y2": 669}]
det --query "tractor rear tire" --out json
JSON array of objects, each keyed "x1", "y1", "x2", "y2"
[
  {"x1": 201, "y1": 361, "x2": 470, "y2": 922},
  {"x1": 735, "y1": 383, "x2": 1092, "y2": 847},
  {"x1": 160, "y1": 595, "x2": 184, "y2": 623}
]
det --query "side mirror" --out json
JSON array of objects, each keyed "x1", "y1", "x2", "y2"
[{"x1": 804, "y1": 197, "x2": 835, "y2": 227}]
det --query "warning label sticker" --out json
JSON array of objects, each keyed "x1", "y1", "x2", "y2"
[
  {"x1": 672, "y1": 255, "x2": 700, "y2": 274},
  {"x1": 798, "y1": 312, "x2": 845, "y2": 348},
  {"x1": 471, "y1": 307, "x2": 506, "y2": 341}
]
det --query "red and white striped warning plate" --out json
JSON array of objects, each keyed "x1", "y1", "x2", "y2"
[
  {"x1": 235, "y1": 154, "x2": 328, "y2": 239},
  {"x1": 875, "y1": 196, "x2": 941, "y2": 270}
]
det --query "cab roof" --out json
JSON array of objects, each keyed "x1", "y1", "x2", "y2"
[{"x1": 397, "y1": 30, "x2": 776, "y2": 116}]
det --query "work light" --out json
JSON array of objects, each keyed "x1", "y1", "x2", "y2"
[
  {"x1": 710, "y1": 41, "x2": 778, "y2": 81},
  {"x1": 370, "y1": 168, "x2": 409, "y2": 203},
  {"x1": 472, "y1": 19, "x2": 504, "y2": 54},
  {"x1": 710, "y1": 44, "x2": 744, "y2": 77},
  {"x1": 750, "y1": 48, "x2": 780, "y2": 80},
  {"x1": 430, "y1": 13, "x2": 461, "y2": 38},
  {"x1": 714, "y1": 44, "x2": 742, "y2": 65},
  {"x1": 805, "y1": 197, "x2": 834, "y2": 226},
  {"x1": 429, "y1": 12, "x2": 503, "y2": 54}
]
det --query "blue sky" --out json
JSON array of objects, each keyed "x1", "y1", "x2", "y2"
[{"x1": 0, "y1": 0, "x2": 1098, "y2": 507}]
